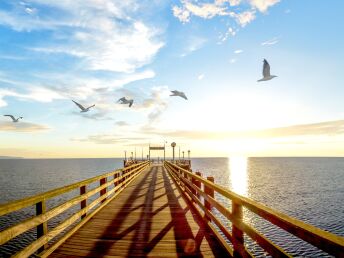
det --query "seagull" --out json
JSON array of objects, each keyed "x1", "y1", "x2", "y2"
[
  {"x1": 72, "y1": 100, "x2": 95, "y2": 112},
  {"x1": 170, "y1": 90, "x2": 187, "y2": 100},
  {"x1": 117, "y1": 97, "x2": 134, "y2": 107},
  {"x1": 257, "y1": 59, "x2": 277, "y2": 82},
  {"x1": 4, "y1": 115, "x2": 23, "y2": 122}
]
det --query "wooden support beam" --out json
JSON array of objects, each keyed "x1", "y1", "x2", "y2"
[
  {"x1": 204, "y1": 176, "x2": 214, "y2": 219},
  {"x1": 36, "y1": 200, "x2": 48, "y2": 252},
  {"x1": 80, "y1": 185, "x2": 86, "y2": 219},
  {"x1": 100, "y1": 177, "x2": 107, "y2": 203}
]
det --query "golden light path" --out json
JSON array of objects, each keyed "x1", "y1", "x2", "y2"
[{"x1": 229, "y1": 156, "x2": 248, "y2": 196}]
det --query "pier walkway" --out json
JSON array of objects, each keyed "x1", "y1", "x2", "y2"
[
  {"x1": 50, "y1": 164, "x2": 228, "y2": 257},
  {"x1": 1, "y1": 160, "x2": 343, "y2": 257}
]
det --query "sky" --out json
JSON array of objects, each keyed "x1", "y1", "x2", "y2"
[{"x1": 0, "y1": 0, "x2": 344, "y2": 158}]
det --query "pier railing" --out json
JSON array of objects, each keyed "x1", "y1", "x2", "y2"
[
  {"x1": 164, "y1": 161, "x2": 344, "y2": 257},
  {"x1": 0, "y1": 160, "x2": 150, "y2": 258}
]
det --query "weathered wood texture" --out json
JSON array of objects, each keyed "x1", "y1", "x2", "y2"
[
  {"x1": 49, "y1": 165, "x2": 230, "y2": 258},
  {"x1": 164, "y1": 161, "x2": 344, "y2": 258}
]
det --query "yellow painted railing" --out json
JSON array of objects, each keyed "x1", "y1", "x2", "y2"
[
  {"x1": 0, "y1": 161, "x2": 150, "y2": 258},
  {"x1": 164, "y1": 161, "x2": 344, "y2": 257}
]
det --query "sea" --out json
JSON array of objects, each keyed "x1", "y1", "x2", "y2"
[{"x1": 0, "y1": 157, "x2": 343, "y2": 257}]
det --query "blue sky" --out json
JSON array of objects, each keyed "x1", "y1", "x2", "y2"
[{"x1": 0, "y1": 0, "x2": 344, "y2": 158}]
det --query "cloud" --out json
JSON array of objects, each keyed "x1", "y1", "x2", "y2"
[
  {"x1": 230, "y1": 58, "x2": 237, "y2": 63},
  {"x1": 261, "y1": 37, "x2": 279, "y2": 46},
  {"x1": 115, "y1": 121, "x2": 130, "y2": 127},
  {"x1": 0, "y1": 68, "x2": 155, "y2": 110},
  {"x1": 70, "y1": 111, "x2": 114, "y2": 121},
  {"x1": 219, "y1": 27, "x2": 237, "y2": 42},
  {"x1": 0, "y1": 86, "x2": 65, "y2": 108},
  {"x1": 198, "y1": 74, "x2": 205, "y2": 80},
  {"x1": 73, "y1": 134, "x2": 149, "y2": 145},
  {"x1": 234, "y1": 10, "x2": 256, "y2": 27},
  {"x1": 0, "y1": 121, "x2": 50, "y2": 132},
  {"x1": 172, "y1": 6, "x2": 191, "y2": 23},
  {"x1": 234, "y1": 49, "x2": 243, "y2": 54},
  {"x1": 140, "y1": 119, "x2": 344, "y2": 140},
  {"x1": 249, "y1": 0, "x2": 280, "y2": 13},
  {"x1": 181, "y1": 36, "x2": 207, "y2": 57},
  {"x1": 0, "y1": 1, "x2": 163, "y2": 73},
  {"x1": 142, "y1": 86, "x2": 170, "y2": 124},
  {"x1": 173, "y1": 0, "x2": 280, "y2": 27}
]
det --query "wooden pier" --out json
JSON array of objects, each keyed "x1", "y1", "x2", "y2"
[{"x1": 0, "y1": 161, "x2": 343, "y2": 257}]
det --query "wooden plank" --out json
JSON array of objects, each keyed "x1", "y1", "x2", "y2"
[
  {"x1": 50, "y1": 165, "x2": 230, "y2": 258},
  {"x1": 40, "y1": 164, "x2": 148, "y2": 258},
  {"x1": 12, "y1": 164, "x2": 150, "y2": 258}
]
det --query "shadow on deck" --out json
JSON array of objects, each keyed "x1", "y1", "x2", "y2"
[{"x1": 50, "y1": 165, "x2": 231, "y2": 257}]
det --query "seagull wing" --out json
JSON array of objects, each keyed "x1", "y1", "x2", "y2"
[
  {"x1": 86, "y1": 104, "x2": 95, "y2": 109},
  {"x1": 129, "y1": 100, "x2": 133, "y2": 107},
  {"x1": 72, "y1": 100, "x2": 86, "y2": 111},
  {"x1": 4, "y1": 115, "x2": 16, "y2": 121},
  {"x1": 118, "y1": 97, "x2": 126, "y2": 103},
  {"x1": 181, "y1": 93, "x2": 187, "y2": 100},
  {"x1": 170, "y1": 90, "x2": 178, "y2": 96},
  {"x1": 263, "y1": 59, "x2": 271, "y2": 78}
]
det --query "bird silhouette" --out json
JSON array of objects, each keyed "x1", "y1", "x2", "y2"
[
  {"x1": 170, "y1": 90, "x2": 187, "y2": 100},
  {"x1": 118, "y1": 97, "x2": 134, "y2": 107},
  {"x1": 257, "y1": 59, "x2": 277, "y2": 82},
  {"x1": 4, "y1": 115, "x2": 23, "y2": 122},
  {"x1": 72, "y1": 100, "x2": 95, "y2": 112}
]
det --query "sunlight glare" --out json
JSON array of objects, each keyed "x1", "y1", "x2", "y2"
[{"x1": 229, "y1": 156, "x2": 248, "y2": 196}]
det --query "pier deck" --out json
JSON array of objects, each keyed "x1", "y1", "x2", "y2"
[{"x1": 49, "y1": 164, "x2": 229, "y2": 257}]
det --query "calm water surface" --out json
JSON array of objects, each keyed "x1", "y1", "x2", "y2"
[{"x1": 0, "y1": 157, "x2": 343, "y2": 257}]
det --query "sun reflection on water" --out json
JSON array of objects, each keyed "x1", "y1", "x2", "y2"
[{"x1": 229, "y1": 156, "x2": 248, "y2": 196}]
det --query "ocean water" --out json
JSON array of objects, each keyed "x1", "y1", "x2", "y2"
[{"x1": 0, "y1": 157, "x2": 343, "y2": 257}]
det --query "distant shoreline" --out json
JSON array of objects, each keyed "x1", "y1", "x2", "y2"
[
  {"x1": 0, "y1": 156, "x2": 23, "y2": 159},
  {"x1": 1, "y1": 156, "x2": 344, "y2": 160}
]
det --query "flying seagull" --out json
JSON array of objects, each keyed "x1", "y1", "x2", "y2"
[
  {"x1": 257, "y1": 59, "x2": 277, "y2": 82},
  {"x1": 4, "y1": 115, "x2": 23, "y2": 122},
  {"x1": 170, "y1": 90, "x2": 187, "y2": 100},
  {"x1": 117, "y1": 97, "x2": 134, "y2": 107},
  {"x1": 72, "y1": 100, "x2": 95, "y2": 112}
]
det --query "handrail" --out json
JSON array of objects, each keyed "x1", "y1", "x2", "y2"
[
  {"x1": 0, "y1": 160, "x2": 150, "y2": 257},
  {"x1": 164, "y1": 161, "x2": 344, "y2": 257},
  {"x1": 0, "y1": 161, "x2": 146, "y2": 216}
]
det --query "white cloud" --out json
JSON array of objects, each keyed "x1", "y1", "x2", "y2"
[
  {"x1": 172, "y1": 6, "x2": 190, "y2": 23},
  {"x1": 0, "y1": 1, "x2": 163, "y2": 73},
  {"x1": 230, "y1": 58, "x2": 237, "y2": 63},
  {"x1": 234, "y1": 49, "x2": 243, "y2": 54},
  {"x1": 141, "y1": 86, "x2": 170, "y2": 124},
  {"x1": 172, "y1": 0, "x2": 280, "y2": 28},
  {"x1": 181, "y1": 36, "x2": 207, "y2": 56},
  {"x1": 198, "y1": 74, "x2": 205, "y2": 80},
  {"x1": 219, "y1": 27, "x2": 237, "y2": 42},
  {"x1": 261, "y1": 37, "x2": 279, "y2": 46},
  {"x1": 249, "y1": 0, "x2": 280, "y2": 13},
  {"x1": 0, "y1": 121, "x2": 50, "y2": 132},
  {"x1": 234, "y1": 10, "x2": 256, "y2": 27}
]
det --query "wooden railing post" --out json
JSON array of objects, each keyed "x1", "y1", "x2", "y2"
[
  {"x1": 36, "y1": 200, "x2": 48, "y2": 252},
  {"x1": 80, "y1": 185, "x2": 86, "y2": 219},
  {"x1": 232, "y1": 201, "x2": 244, "y2": 257},
  {"x1": 100, "y1": 177, "x2": 107, "y2": 203},
  {"x1": 204, "y1": 176, "x2": 214, "y2": 219},
  {"x1": 114, "y1": 173, "x2": 119, "y2": 191},
  {"x1": 194, "y1": 172, "x2": 202, "y2": 198}
]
